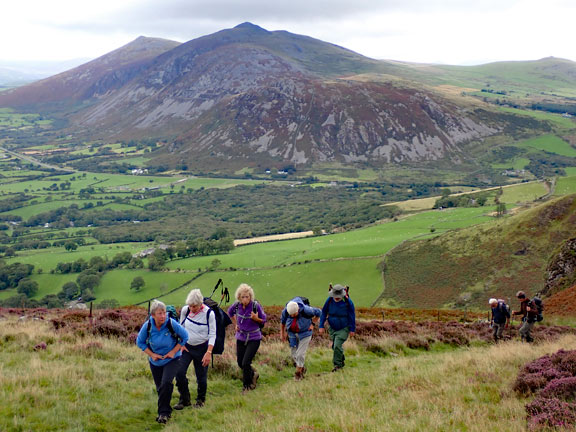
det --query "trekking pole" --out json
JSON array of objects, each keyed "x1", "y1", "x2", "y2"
[
  {"x1": 219, "y1": 286, "x2": 230, "y2": 307},
  {"x1": 208, "y1": 279, "x2": 223, "y2": 299}
]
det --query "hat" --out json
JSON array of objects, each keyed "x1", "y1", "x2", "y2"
[
  {"x1": 516, "y1": 291, "x2": 526, "y2": 299},
  {"x1": 488, "y1": 298, "x2": 498, "y2": 305},
  {"x1": 330, "y1": 284, "x2": 346, "y2": 299}
]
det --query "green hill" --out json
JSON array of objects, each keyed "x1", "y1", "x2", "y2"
[{"x1": 381, "y1": 194, "x2": 576, "y2": 309}]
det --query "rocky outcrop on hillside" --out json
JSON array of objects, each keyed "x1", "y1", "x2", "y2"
[{"x1": 544, "y1": 237, "x2": 576, "y2": 296}]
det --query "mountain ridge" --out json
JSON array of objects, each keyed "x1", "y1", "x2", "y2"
[{"x1": 0, "y1": 23, "x2": 573, "y2": 173}]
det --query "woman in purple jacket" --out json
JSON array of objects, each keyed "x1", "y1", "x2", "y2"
[{"x1": 228, "y1": 283, "x2": 266, "y2": 392}]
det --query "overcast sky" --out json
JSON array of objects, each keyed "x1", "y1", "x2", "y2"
[{"x1": 3, "y1": 0, "x2": 575, "y2": 66}]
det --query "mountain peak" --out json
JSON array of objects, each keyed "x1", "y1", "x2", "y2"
[{"x1": 234, "y1": 22, "x2": 269, "y2": 33}]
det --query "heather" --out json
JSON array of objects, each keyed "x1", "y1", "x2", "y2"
[
  {"x1": 514, "y1": 349, "x2": 576, "y2": 430},
  {"x1": 2, "y1": 307, "x2": 576, "y2": 431}
]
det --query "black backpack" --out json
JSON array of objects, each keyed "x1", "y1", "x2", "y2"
[
  {"x1": 529, "y1": 296, "x2": 544, "y2": 322},
  {"x1": 289, "y1": 296, "x2": 315, "y2": 318},
  {"x1": 181, "y1": 298, "x2": 232, "y2": 355}
]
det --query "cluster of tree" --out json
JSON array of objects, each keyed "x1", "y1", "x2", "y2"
[
  {"x1": 0, "y1": 293, "x2": 65, "y2": 308},
  {"x1": 22, "y1": 205, "x2": 148, "y2": 228},
  {"x1": 92, "y1": 185, "x2": 401, "y2": 243},
  {"x1": 526, "y1": 155, "x2": 572, "y2": 179},
  {"x1": 145, "y1": 237, "x2": 234, "y2": 271},
  {"x1": 0, "y1": 194, "x2": 35, "y2": 212},
  {"x1": 433, "y1": 190, "x2": 490, "y2": 209},
  {"x1": 0, "y1": 261, "x2": 35, "y2": 291},
  {"x1": 53, "y1": 252, "x2": 143, "y2": 275}
]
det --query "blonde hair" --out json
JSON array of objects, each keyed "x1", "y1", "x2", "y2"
[
  {"x1": 185, "y1": 288, "x2": 204, "y2": 306},
  {"x1": 235, "y1": 283, "x2": 254, "y2": 302}
]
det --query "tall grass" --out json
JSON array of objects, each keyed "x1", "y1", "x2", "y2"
[{"x1": 1, "y1": 314, "x2": 575, "y2": 431}]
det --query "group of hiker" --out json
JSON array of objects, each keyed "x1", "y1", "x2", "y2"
[
  {"x1": 135, "y1": 283, "x2": 543, "y2": 424},
  {"x1": 489, "y1": 290, "x2": 544, "y2": 343},
  {"x1": 136, "y1": 283, "x2": 355, "y2": 425}
]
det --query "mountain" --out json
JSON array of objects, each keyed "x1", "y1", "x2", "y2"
[
  {"x1": 380, "y1": 195, "x2": 576, "y2": 309},
  {"x1": 0, "y1": 23, "x2": 570, "y2": 172},
  {"x1": 0, "y1": 36, "x2": 180, "y2": 108}
]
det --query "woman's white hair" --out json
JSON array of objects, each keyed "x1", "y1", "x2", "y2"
[
  {"x1": 185, "y1": 288, "x2": 204, "y2": 306},
  {"x1": 286, "y1": 301, "x2": 299, "y2": 316},
  {"x1": 235, "y1": 283, "x2": 254, "y2": 302},
  {"x1": 150, "y1": 299, "x2": 166, "y2": 314}
]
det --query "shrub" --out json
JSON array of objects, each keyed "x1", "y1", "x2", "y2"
[
  {"x1": 539, "y1": 377, "x2": 576, "y2": 401},
  {"x1": 526, "y1": 397, "x2": 576, "y2": 430}
]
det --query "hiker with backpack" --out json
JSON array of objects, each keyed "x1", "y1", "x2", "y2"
[
  {"x1": 174, "y1": 288, "x2": 216, "y2": 410},
  {"x1": 280, "y1": 297, "x2": 322, "y2": 380},
  {"x1": 513, "y1": 291, "x2": 541, "y2": 343},
  {"x1": 136, "y1": 300, "x2": 189, "y2": 424},
  {"x1": 488, "y1": 298, "x2": 510, "y2": 342},
  {"x1": 319, "y1": 284, "x2": 356, "y2": 372},
  {"x1": 228, "y1": 283, "x2": 267, "y2": 393}
]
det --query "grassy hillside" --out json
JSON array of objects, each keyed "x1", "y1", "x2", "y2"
[
  {"x1": 381, "y1": 194, "x2": 576, "y2": 309},
  {"x1": 1, "y1": 311, "x2": 574, "y2": 431},
  {"x1": 3, "y1": 206, "x2": 497, "y2": 308}
]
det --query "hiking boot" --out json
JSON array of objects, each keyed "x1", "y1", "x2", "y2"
[
  {"x1": 242, "y1": 384, "x2": 255, "y2": 394},
  {"x1": 294, "y1": 369, "x2": 303, "y2": 381},
  {"x1": 173, "y1": 401, "x2": 191, "y2": 410},
  {"x1": 252, "y1": 370, "x2": 259, "y2": 388},
  {"x1": 156, "y1": 415, "x2": 169, "y2": 424},
  {"x1": 194, "y1": 400, "x2": 205, "y2": 408},
  {"x1": 331, "y1": 366, "x2": 342, "y2": 372}
]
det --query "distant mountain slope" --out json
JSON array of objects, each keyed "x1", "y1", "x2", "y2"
[
  {"x1": 381, "y1": 195, "x2": 576, "y2": 309},
  {"x1": 0, "y1": 23, "x2": 566, "y2": 172},
  {"x1": 0, "y1": 36, "x2": 180, "y2": 108}
]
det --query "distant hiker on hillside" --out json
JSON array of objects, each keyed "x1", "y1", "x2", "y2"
[
  {"x1": 173, "y1": 289, "x2": 215, "y2": 410},
  {"x1": 513, "y1": 291, "x2": 536, "y2": 343},
  {"x1": 319, "y1": 284, "x2": 356, "y2": 372},
  {"x1": 228, "y1": 283, "x2": 267, "y2": 393},
  {"x1": 280, "y1": 297, "x2": 322, "y2": 380},
  {"x1": 136, "y1": 300, "x2": 188, "y2": 424},
  {"x1": 488, "y1": 298, "x2": 510, "y2": 342}
]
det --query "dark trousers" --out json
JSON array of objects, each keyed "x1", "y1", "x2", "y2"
[
  {"x1": 236, "y1": 339, "x2": 260, "y2": 388},
  {"x1": 175, "y1": 342, "x2": 209, "y2": 403},
  {"x1": 149, "y1": 357, "x2": 181, "y2": 417}
]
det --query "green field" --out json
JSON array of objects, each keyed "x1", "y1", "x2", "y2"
[
  {"x1": 161, "y1": 258, "x2": 383, "y2": 307},
  {"x1": 5, "y1": 206, "x2": 499, "y2": 307},
  {"x1": 555, "y1": 175, "x2": 576, "y2": 196},
  {"x1": 491, "y1": 157, "x2": 531, "y2": 171},
  {"x1": 514, "y1": 134, "x2": 576, "y2": 157},
  {"x1": 499, "y1": 181, "x2": 548, "y2": 203},
  {"x1": 5, "y1": 242, "x2": 151, "y2": 272}
]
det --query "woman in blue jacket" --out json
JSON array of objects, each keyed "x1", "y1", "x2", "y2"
[
  {"x1": 319, "y1": 284, "x2": 355, "y2": 372},
  {"x1": 136, "y1": 300, "x2": 188, "y2": 424},
  {"x1": 280, "y1": 297, "x2": 321, "y2": 380}
]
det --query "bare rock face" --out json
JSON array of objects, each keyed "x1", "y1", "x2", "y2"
[{"x1": 544, "y1": 237, "x2": 576, "y2": 296}]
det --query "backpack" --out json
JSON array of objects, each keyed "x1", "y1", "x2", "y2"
[
  {"x1": 182, "y1": 298, "x2": 232, "y2": 355},
  {"x1": 289, "y1": 296, "x2": 314, "y2": 318},
  {"x1": 166, "y1": 305, "x2": 179, "y2": 320},
  {"x1": 529, "y1": 296, "x2": 544, "y2": 322}
]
